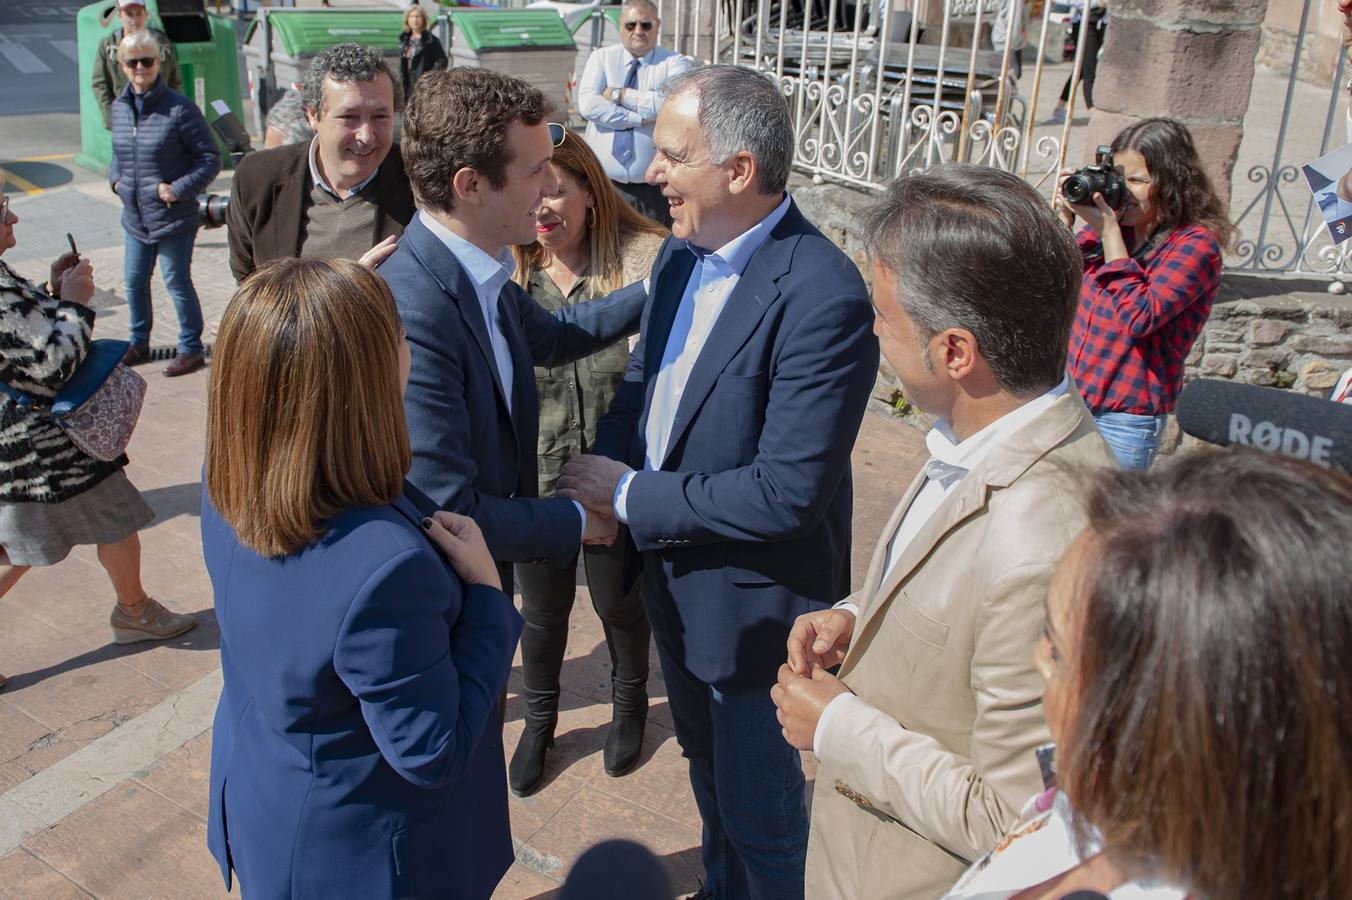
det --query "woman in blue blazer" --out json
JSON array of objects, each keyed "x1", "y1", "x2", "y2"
[{"x1": 203, "y1": 257, "x2": 523, "y2": 899}]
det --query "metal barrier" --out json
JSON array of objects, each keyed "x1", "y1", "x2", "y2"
[
  {"x1": 1229, "y1": 0, "x2": 1351, "y2": 277},
  {"x1": 619, "y1": 0, "x2": 1090, "y2": 192}
]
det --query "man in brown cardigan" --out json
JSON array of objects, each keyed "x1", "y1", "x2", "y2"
[{"x1": 227, "y1": 43, "x2": 414, "y2": 282}]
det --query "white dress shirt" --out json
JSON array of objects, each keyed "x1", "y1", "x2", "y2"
[
  {"x1": 577, "y1": 43, "x2": 693, "y2": 183},
  {"x1": 812, "y1": 376, "x2": 1072, "y2": 755},
  {"x1": 418, "y1": 210, "x2": 516, "y2": 411},
  {"x1": 611, "y1": 194, "x2": 793, "y2": 523},
  {"x1": 418, "y1": 210, "x2": 589, "y2": 537},
  {"x1": 308, "y1": 136, "x2": 379, "y2": 200}
]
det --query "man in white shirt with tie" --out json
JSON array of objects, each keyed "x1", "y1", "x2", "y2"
[
  {"x1": 557, "y1": 65, "x2": 879, "y2": 899},
  {"x1": 772, "y1": 166, "x2": 1117, "y2": 899},
  {"x1": 577, "y1": 0, "x2": 691, "y2": 227}
]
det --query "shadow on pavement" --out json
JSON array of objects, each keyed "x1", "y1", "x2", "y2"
[
  {"x1": 142, "y1": 481, "x2": 204, "y2": 523},
  {"x1": 1, "y1": 607, "x2": 219, "y2": 692},
  {"x1": 1, "y1": 161, "x2": 75, "y2": 192},
  {"x1": 528, "y1": 845, "x2": 705, "y2": 899}
]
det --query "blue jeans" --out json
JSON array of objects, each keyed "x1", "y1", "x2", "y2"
[
  {"x1": 655, "y1": 639, "x2": 808, "y2": 900},
  {"x1": 1093, "y1": 411, "x2": 1168, "y2": 470},
  {"x1": 124, "y1": 230, "x2": 204, "y2": 355}
]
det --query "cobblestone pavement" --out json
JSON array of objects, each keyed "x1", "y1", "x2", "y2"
[{"x1": 0, "y1": 181, "x2": 928, "y2": 898}]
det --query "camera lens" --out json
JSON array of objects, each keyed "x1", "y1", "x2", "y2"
[
  {"x1": 198, "y1": 194, "x2": 229, "y2": 229},
  {"x1": 1062, "y1": 174, "x2": 1094, "y2": 205}
]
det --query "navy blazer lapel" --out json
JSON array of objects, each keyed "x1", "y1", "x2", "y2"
[
  {"x1": 637, "y1": 247, "x2": 697, "y2": 453},
  {"x1": 403, "y1": 217, "x2": 513, "y2": 417},
  {"x1": 498, "y1": 289, "x2": 536, "y2": 453},
  {"x1": 656, "y1": 207, "x2": 801, "y2": 467},
  {"x1": 642, "y1": 247, "x2": 697, "y2": 386}
]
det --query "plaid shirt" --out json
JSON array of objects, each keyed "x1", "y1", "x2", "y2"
[{"x1": 1068, "y1": 224, "x2": 1222, "y2": 415}]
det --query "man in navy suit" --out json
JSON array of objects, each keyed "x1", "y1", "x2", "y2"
[
  {"x1": 558, "y1": 65, "x2": 879, "y2": 899},
  {"x1": 378, "y1": 68, "x2": 648, "y2": 589}
]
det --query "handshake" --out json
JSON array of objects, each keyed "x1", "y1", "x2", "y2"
[{"x1": 557, "y1": 453, "x2": 635, "y2": 548}]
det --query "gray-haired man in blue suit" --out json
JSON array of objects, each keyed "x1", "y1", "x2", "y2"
[{"x1": 558, "y1": 66, "x2": 880, "y2": 899}]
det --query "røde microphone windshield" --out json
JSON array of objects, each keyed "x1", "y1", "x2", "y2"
[{"x1": 1175, "y1": 378, "x2": 1352, "y2": 471}]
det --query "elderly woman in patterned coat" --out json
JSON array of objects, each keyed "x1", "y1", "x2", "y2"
[{"x1": 0, "y1": 191, "x2": 195, "y2": 692}]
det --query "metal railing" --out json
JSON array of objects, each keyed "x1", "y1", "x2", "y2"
[
  {"x1": 574, "y1": 0, "x2": 1348, "y2": 278},
  {"x1": 631, "y1": 0, "x2": 1088, "y2": 192},
  {"x1": 1227, "y1": 0, "x2": 1352, "y2": 277}
]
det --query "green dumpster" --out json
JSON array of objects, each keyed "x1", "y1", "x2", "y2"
[
  {"x1": 242, "y1": 9, "x2": 405, "y2": 134},
  {"x1": 75, "y1": 0, "x2": 243, "y2": 174},
  {"x1": 448, "y1": 9, "x2": 576, "y2": 119}
]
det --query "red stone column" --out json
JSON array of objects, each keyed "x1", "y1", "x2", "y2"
[{"x1": 1084, "y1": 0, "x2": 1270, "y2": 202}]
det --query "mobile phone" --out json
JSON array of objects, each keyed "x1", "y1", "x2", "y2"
[{"x1": 66, "y1": 233, "x2": 78, "y2": 258}]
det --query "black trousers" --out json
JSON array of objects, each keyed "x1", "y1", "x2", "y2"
[
  {"x1": 1060, "y1": 13, "x2": 1107, "y2": 109},
  {"x1": 611, "y1": 179, "x2": 673, "y2": 229},
  {"x1": 514, "y1": 538, "x2": 650, "y2": 721}
]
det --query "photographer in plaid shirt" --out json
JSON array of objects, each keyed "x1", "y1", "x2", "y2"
[{"x1": 1056, "y1": 118, "x2": 1234, "y2": 469}]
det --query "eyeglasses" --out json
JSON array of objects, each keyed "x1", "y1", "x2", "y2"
[
  {"x1": 623, "y1": 20, "x2": 654, "y2": 31},
  {"x1": 0, "y1": 194, "x2": 9, "y2": 220},
  {"x1": 548, "y1": 122, "x2": 567, "y2": 147},
  {"x1": 122, "y1": 56, "x2": 157, "y2": 68}
]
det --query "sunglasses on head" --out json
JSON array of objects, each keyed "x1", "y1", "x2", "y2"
[
  {"x1": 122, "y1": 56, "x2": 157, "y2": 68},
  {"x1": 548, "y1": 122, "x2": 567, "y2": 147},
  {"x1": 623, "y1": 20, "x2": 654, "y2": 31}
]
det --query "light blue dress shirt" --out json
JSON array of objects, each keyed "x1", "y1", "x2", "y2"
[
  {"x1": 612, "y1": 194, "x2": 793, "y2": 522},
  {"x1": 307, "y1": 136, "x2": 380, "y2": 200},
  {"x1": 577, "y1": 43, "x2": 693, "y2": 184},
  {"x1": 418, "y1": 210, "x2": 588, "y2": 537}
]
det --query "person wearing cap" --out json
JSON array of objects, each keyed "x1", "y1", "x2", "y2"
[{"x1": 92, "y1": 0, "x2": 181, "y2": 131}]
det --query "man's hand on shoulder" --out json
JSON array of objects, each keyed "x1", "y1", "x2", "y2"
[
  {"x1": 771, "y1": 664, "x2": 852, "y2": 752},
  {"x1": 786, "y1": 607, "x2": 856, "y2": 675}
]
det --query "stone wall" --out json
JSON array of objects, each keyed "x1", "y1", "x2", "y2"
[{"x1": 1188, "y1": 275, "x2": 1352, "y2": 396}]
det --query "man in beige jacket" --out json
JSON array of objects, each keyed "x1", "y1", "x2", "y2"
[{"x1": 771, "y1": 165, "x2": 1117, "y2": 899}]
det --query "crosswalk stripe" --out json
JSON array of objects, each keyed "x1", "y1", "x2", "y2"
[
  {"x1": 0, "y1": 43, "x2": 52, "y2": 75},
  {"x1": 49, "y1": 39, "x2": 80, "y2": 64}
]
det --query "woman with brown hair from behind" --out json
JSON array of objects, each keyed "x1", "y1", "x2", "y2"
[
  {"x1": 945, "y1": 448, "x2": 1352, "y2": 900},
  {"x1": 506, "y1": 130, "x2": 667, "y2": 796},
  {"x1": 202, "y1": 257, "x2": 523, "y2": 899}
]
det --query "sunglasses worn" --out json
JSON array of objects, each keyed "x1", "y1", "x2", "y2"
[
  {"x1": 623, "y1": 20, "x2": 654, "y2": 31},
  {"x1": 548, "y1": 122, "x2": 566, "y2": 147},
  {"x1": 122, "y1": 56, "x2": 157, "y2": 68}
]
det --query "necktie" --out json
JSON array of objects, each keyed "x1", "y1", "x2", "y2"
[
  {"x1": 1320, "y1": 192, "x2": 1338, "y2": 214},
  {"x1": 612, "y1": 59, "x2": 642, "y2": 167}
]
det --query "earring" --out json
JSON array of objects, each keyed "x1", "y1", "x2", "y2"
[{"x1": 586, "y1": 206, "x2": 597, "y2": 229}]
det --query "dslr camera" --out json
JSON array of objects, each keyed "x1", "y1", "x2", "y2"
[
  {"x1": 197, "y1": 106, "x2": 254, "y2": 230},
  {"x1": 1061, "y1": 145, "x2": 1128, "y2": 211}
]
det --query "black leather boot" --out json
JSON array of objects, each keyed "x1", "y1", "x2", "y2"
[
  {"x1": 602, "y1": 621, "x2": 651, "y2": 777},
  {"x1": 510, "y1": 620, "x2": 568, "y2": 796}
]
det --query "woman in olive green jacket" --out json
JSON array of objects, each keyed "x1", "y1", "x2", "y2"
[{"x1": 508, "y1": 131, "x2": 666, "y2": 797}]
